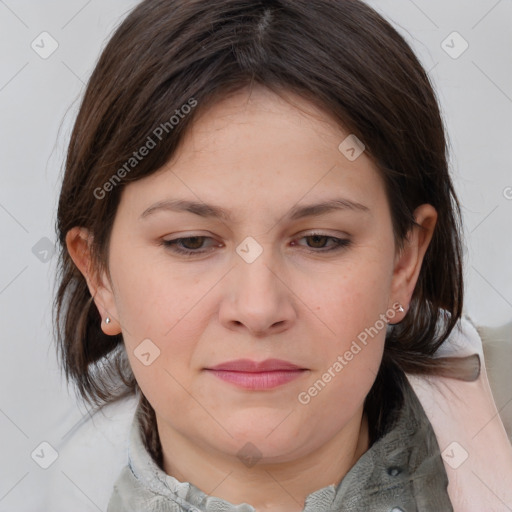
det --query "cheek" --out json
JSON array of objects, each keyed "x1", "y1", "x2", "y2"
[
  {"x1": 108, "y1": 250, "x2": 213, "y2": 407},
  {"x1": 306, "y1": 255, "x2": 393, "y2": 341},
  {"x1": 302, "y1": 344, "x2": 384, "y2": 444},
  {"x1": 110, "y1": 245, "x2": 206, "y2": 340},
  {"x1": 297, "y1": 312, "x2": 386, "y2": 438},
  {"x1": 295, "y1": 255, "x2": 391, "y2": 410}
]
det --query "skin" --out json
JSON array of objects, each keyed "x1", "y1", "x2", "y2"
[{"x1": 67, "y1": 85, "x2": 437, "y2": 512}]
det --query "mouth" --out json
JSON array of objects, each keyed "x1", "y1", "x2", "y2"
[{"x1": 204, "y1": 359, "x2": 309, "y2": 390}]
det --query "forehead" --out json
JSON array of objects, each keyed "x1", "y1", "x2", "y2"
[{"x1": 119, "y1": 86, "x2": 388, "y2": 222}]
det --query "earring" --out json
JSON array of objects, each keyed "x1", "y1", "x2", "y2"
[
  {"x1": 105, "y1": 317, "x2": 111, "y2": 324},
  {"x1": 398, "y1": 305, "x2": 405, "y2": 313}
]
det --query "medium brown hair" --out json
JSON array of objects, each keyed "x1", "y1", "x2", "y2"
[{"x1": 55, "y1": 0, "x2": 478, "y2": 441}]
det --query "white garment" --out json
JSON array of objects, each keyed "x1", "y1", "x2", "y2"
[{"x1": 41, "y1": 315, "x2": 512, "y2": 512}]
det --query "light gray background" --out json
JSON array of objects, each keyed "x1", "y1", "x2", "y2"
[{"x1": 0, "y1": 0, "x2": 511, "y2": 510}]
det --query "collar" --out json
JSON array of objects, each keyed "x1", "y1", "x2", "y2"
[{"x1": 107, "y1": 367, "x2": 452, "y2": 512}]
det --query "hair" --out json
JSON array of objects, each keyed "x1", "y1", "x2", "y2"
[{"x1": 54, "y1": 0, "x2": 479, "y2": 454}]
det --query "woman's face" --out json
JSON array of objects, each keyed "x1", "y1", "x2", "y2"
[{"x1": 77, "y1": 86, "x2": 433, "y2": 465}]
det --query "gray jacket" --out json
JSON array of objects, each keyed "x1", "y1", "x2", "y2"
[{"x1": 107, "y1": 370, "x2": 453, "y2": 512}]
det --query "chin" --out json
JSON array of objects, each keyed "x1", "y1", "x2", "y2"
[{"x1": 217, "y1": 419, "x2": 305, "y2": 456}]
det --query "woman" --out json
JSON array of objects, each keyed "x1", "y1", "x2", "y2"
[{"x1": 54, "y1": 0, "x2": 511, "y2": 510}]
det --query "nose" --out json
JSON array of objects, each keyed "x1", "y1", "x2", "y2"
[{"x1": 218, "y1": 248, "x2": 297, "y2": 337}]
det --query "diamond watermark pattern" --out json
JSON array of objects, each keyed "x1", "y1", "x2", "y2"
[
  {"x1": 441, "y1": 31, "x2": 469, "y2": 60},
  {"x1": 31, "y1": 441, "x2": 59, "y2": 469},
  {"x1": 237, "y1": 442, "x2": 263, "y2": 468},
  {"x1": 134, "y1": 338, "x2": 161, "y2": 366},
  {"x1": 338, "y1": 134, "x2": 365, "y2": 161},
  {"x1": 31, "y1": 32, "x2": 59, "y2": 59},
  {"x1": 236, "y1": 237, "x2": 263, "y2": 264},
  {"x1": 31, "y1": 237, "x2": 56, "y2": 263},
  {"x1": 441, "y1": 441, "x2": 469, "y2": 469}
]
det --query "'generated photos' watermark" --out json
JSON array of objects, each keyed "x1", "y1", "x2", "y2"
[{"x1": 94, "y1": 98, "x2": 197, "y2": 200}]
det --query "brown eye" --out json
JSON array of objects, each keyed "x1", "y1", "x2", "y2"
[
  {"x1": 305, "y1": 234, "x2": 330, "y2": 249},
  {"x1": 179, "y1": 236, "x2": 206, "y2": 250},
  {"x1": 292, "y1": 233, "x2": 351, "y2": 253},
  {"x1": 162, "y1": 236, "x2": 219, "y2": 255}
]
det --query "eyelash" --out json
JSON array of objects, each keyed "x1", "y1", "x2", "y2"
[{"x1": 161, "y1": 233, "x2": 351, "y2": 256}]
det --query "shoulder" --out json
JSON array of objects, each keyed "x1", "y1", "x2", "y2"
[{"x1": 407, "y1": 315, "x2": 512, "y2": 511}]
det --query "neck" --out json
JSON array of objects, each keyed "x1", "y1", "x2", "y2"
[{"x1": 157, "y1": 407, "x2": 369, "y2": 512}]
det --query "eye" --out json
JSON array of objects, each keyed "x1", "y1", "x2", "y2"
[
  {"x1": 161, "y1": 233, "x2": 351, "y2": 256},
  {"x1": 291, "y1": 233, "x2": 351, "y2": 253},
  {"x1": 162, "y1": 236, "x2": 221, "y2": 255}
]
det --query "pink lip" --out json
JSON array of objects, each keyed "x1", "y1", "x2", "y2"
[
  {"x1": 204, "y1": 359, "x2": 308, "y2": 390},
  {"x1": 208, "y1": 358, "x2": 304, "y2": 372}
]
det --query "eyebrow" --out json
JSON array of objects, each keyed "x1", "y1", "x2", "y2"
[{"x1": 139, "y1": 197, "x2": 370, "y2": 222}]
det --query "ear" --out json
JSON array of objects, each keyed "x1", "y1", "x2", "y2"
[
  {"x1": 65, "y1": 227, "x2": 121, "y2": 336},
  {"x1": 389, "y1": 204, "x2": 437, "y2": 320}
]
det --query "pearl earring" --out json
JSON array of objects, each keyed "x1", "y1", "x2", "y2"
[{"x1": 105, "y1": 317, "x2": 111, "y2": 324}]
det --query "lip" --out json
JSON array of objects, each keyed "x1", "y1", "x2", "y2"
[
  {"x1": 204, "y1": 359, "x2": 308, "y2": 390},
  {"x1": 207, "y1": 358, "x2": 305, "y2": 372}
]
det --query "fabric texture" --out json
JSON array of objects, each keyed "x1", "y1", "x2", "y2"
[{"x1": 107, "y1": 365, "x2": 453, "y2": 512}]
